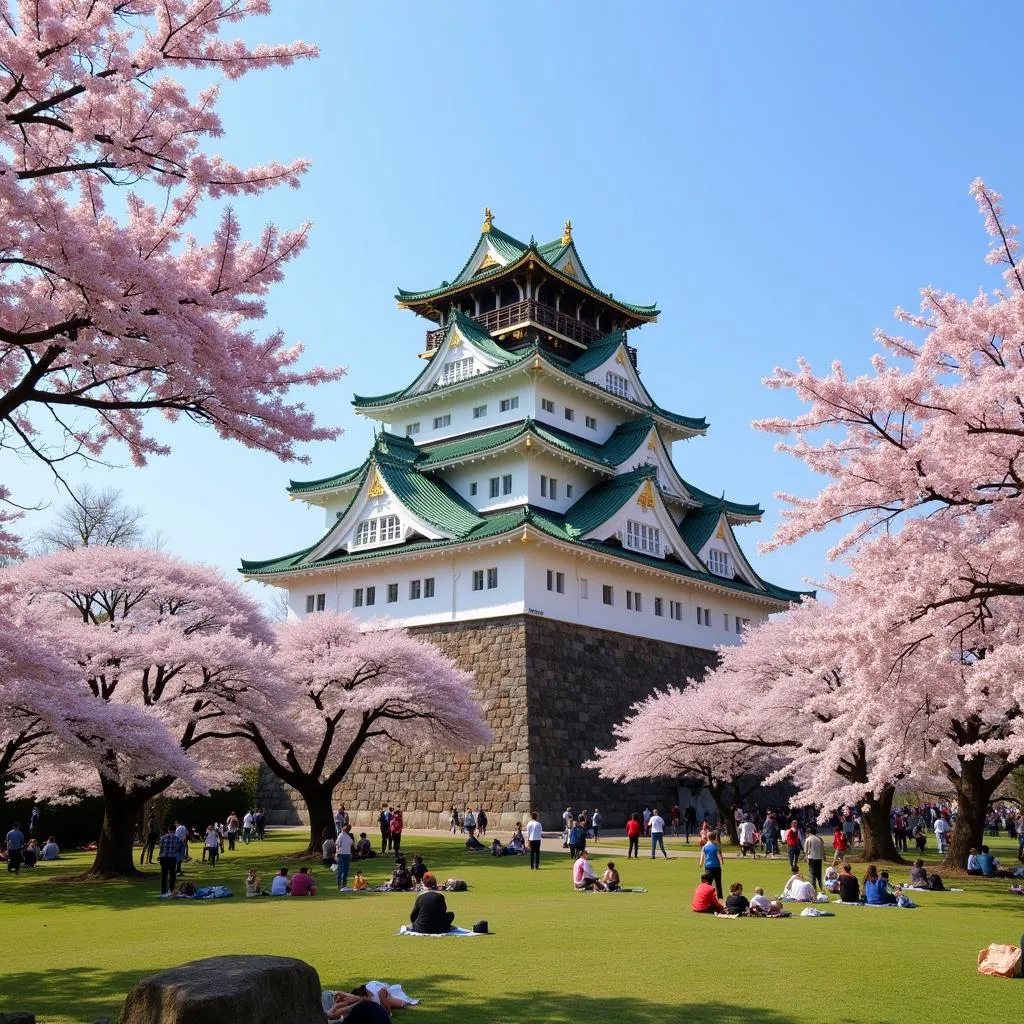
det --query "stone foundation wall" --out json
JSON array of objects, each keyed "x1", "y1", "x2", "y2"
[{"x1": 299, "y1": 615, "x2": 717, "y2": 833}]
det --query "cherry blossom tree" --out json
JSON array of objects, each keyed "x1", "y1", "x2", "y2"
[
  {"x1": 757, "y1": 181, "x2": 1024, "y2": 866},
  {"x1": 221, "y1": 612, "x2": 492, "y2": 854},
  {"x1": 0, "y1": 1, "x2": 342, "y2": 526},
  {"x1": 2, "y1": 546, "x2": 288, "y2": 877}
]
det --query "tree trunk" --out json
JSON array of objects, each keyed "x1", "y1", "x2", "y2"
[
  {"x1": 297, "y1": 782, "x2": 336, "y2": 855},
  {"x1": 944, "y1": 757, "x2": 995, "y2": 870},
  {"x1": 859, "y1": 786, "x2": 903, "y2": 863},
  {"x1": 89, "y1": 778, "x2": 149, "y2": 877}
]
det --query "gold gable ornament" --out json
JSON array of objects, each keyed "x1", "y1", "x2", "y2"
[
  {"x1": 478, "y1": 252, "x2": 499, "y2": 271},
  {"x1": 449, "y1": 333, "x2": 463, "y2": 349},
  {"x1": 647, "y1": 434, "x2": 657, "y2": 452},
  {"x1": 715, "y1": 522, "x2": 727, "y2": 541},
  {"x1": 482, "y1": 207, "x2": 494, "y2": 233},
  {"x1": 615, "y1": 349, "x2": 626, "y2": 366},
  {"x1": 367, "y1": 468, "x2": 386, "y2": 499},
  {"x1": 562, "y1": 258, "x2": 577, "y2": 278},
  {"x1": 636, "y1": 480, "x2": 656, "y2": 510}
]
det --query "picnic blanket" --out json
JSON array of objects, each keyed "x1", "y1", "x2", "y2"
[
  {"x1": 800, "y1": 907, "x2": 834, "y2": 917},
  {"x1": 397, "y1": 925, "x2": 480, "y2": 937},
  {"x1": 901, "y1": 885, "x2": 965, "y2": 893},
  {"x1": 321, "y1": 984, "x2": 419, "y2": 1011},
  {"x1": 832, "y1": 899, "x2": 915, "y2": 908},
  {"x1": 158, "y1": 885, "x2": 233, "y2": 900}
]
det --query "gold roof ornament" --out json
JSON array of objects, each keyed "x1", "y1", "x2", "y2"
[
  {"x1": 715, "y1": 522, "x2": 727, "y2": 541},
  {"x1": 478, "y1": 251, "x2": 499, "y2": 270},
  {"x1": 637, "y1": 480, "x2": 656, "y2": 510},
  {"x1": 367, "y1": 467, "x2": 386, "y2": 499},
  {"x1": 561, "y1": 218, "x2": 573, "y2": 246},
  {"x1": 482, "y1": 207, "x2": 494, "y2": 233}
]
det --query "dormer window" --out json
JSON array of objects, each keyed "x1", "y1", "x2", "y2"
[
  {"x1": 625, "y1": 519, "x2": 660, "y2": 556},
  {"x1": 439, "y1": 357, "x2": 475, "y2": 385},
  {"x1": 707, "y1": 548, "x2": 731, "y2": 577},
  {"x1": 605, "y1": 371, "x2": 629, "y2": 398},
  {"x1": 355, "y1": 514, "x2": 401, "y2": 547}
]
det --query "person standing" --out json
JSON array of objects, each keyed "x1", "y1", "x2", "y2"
[
  {"x1": 242, "y1": 810, "x2": 254, "y2": 844},
  {"x1": 642, "y1": 806, "x2": 652, "y2": 835},
  {"x1": 626, "y1": 813, "x2": 642, "y2": 858},
  {"x1": 684, "y1": 804, "x2": 697, "y2": 843},
  {"x1": 783, "y1": 819, "x2": 802, "y2": 870},
  {"x1": 173, "y1": 820, "x2": 189, "y2": 875},
  {"x1": 934, "y1": 815, "x2": 950, "y2": 855},
  {"x1": 226, "y1": 812, "x2": 239, "y2": 852},
  {"x1": 378, "y1": 806, "x2": 391, "y2": 854},
  {"x1": 449, "y1": 806, "x2": 460, "y2": 834},
  {"x1": 737, "y1": 816, "x2": 757, "y2": 858},
  {"x1": 649, "y1": 808, "x2": 667, "y2": 859},
  {"x1": 699, "y1": 830, "x2": 724, "y2": 899},
  {"x1": 141, "y1": 817, "x2": 159, "y2": 865},
  {"x1": 336, "y1": 824, "x2": 355, "y2": 890},
  {"x1": 476, "y1": 807, "x2": 488, "y2": 837},
  {"x1": 390, "y1": 809, "x2": 404, "y2": 854},
  {"x1": 670, "y1": 805, "x2": 681, "y2": 837},
  {"x1": 254, "y1": 807, "x2": 266, "y2": 841},
  {"x1": 157, "y1": 824, "x2": 181, "y2": 895},
  {"x1": 591, "y1": 808, "x2": 602, "y2": 842},
  {"x1": 463, "y1": 806, "x2": 476, "y2": 836},
  {"x1": 804, "y1": 826, "x2": 825, "y2": 892},
  {"x1": 204, "y1": 824, "x2": 220, "y2": 867},
  {"x1": 5, "y1": 822, "x2": 25, "y2": 873},
  {"x1": 526, "y1": 811, "x2": 543, "y2": 870},
  {"x1": 831, "y1": 824, "x2": 848, "y2": 866},
  {"x1": 28, "y1": 806, "x2": 39, "y2": 839}
]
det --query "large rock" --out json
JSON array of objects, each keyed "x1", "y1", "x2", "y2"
[{"x1": 119, "y1": 955, "x2": 325, "y2": 1024}]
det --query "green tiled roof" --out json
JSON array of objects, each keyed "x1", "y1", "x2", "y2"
[
  {"x1": 562, "y1": 465, "x2": 657, "y2": 538},
  {"x1": 240, "y1": 500, "x2": 809, "y2": 605},
  {"x1": 567, "y1": 332, "x2": 628, "y2": 376},
  {"x1": 681, "y1": 480, "x2": 763, "y2": 519},
  {"x1": 288, "y1": 461, "x2": 367, "y2": 496},
  {"x1": 598, "y1": 417, "x2": 656, "y2": 466},
  {"x1": 677, "y1": 506, "x2": 723, "y2": 557},
  {"x1": 375, "y1": 453, "x2": 483, "y2": 536},
  {"x1": 447, "y1": 309, "x2": 521, "y2": 364},
  {"x1": 396, "y1": 226, "x2": 658, "y2": 319}
]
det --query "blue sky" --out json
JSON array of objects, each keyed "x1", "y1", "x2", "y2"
[{"x1": 7, "y1": 1, "x2": 1022, "y2": 604}]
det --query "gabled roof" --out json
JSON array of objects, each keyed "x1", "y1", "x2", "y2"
[
  {"x1": 562, "y1": 465, "x2": 659, "y2": 538},
  {"x1": 395, "y1": 220, "x2": 658, "y2": 322},
  {"x1": 352, "y1": 339, "x2": 708, "y2": 439},
  {"x1": 678, "y1": 506, "x2": 724, "y2": 557},
  {"x1": 374, "y1": 451, "x2": 484, "y2": 536},
  {"x1": 566, "y1": 332, "x2": 629, "y2": 376},
  {"x1": 288, "y1": 461, "x2": 367, "y2": 497},
  {"x1": 680, "y1": 480, "x2": 763, "y2": 521}
]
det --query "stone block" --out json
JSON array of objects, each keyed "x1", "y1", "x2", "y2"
[{"x1": 118, "y1": 955, "x2": 323, "y2": 1024}]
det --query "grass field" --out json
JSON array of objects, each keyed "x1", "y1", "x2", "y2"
[{"x1": 1, "y1": 830, "x2": 1021, "y2": 1023}]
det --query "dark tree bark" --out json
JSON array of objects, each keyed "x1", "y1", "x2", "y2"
[
  {"x1": 943, "y1": 748, "x2": 1016, "y2": 870},
  {"x1": 87, "y1": 774, "x2": 172, "y2": 877},
  {"x1": 858, "y1": 785, "x2": 902, "y2": 863},
  {"x1": 297, "y1": 780, "x2": 337, "y2": 855}
]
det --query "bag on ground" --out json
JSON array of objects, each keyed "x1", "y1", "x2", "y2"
[{"x1": 977, "y1": 944, "x2": 1022, "y2": 978}]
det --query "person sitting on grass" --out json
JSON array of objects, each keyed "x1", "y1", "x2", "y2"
[
  {"x1": 863, "y1": 865, "x2": 897, "y2": 905},
  {"x1": 508, "y1": 824, "x2": 527, "y2": 853},
  {"x1": 490, "y1": 837, "x2": 506, "y2": 856},
  {"x1": 725, "y1": 881, "x2": 750, "y2": 915},
  {"x1": 464, "y1": 828, "x2": 486, "y2": 852},
  {"x1": 572, "y1": 850, "x2": 606, "y2": 891},
  {"x1": 838, "y1": 862, "x2": 860, "y2": 903},
  {"x1": 353, "y1": 833, "x2": 374, "y2": 860},
  {"x1": 22, "y1": 839, "x2": 40, "y2": 868},
  {"x1": 353, "y1": 871, "x2": 368, "y2": 892},
  {"x1": 781, "y1": 866, "x2": 815, "y2": 902},
  {"x1": 245, "y1": 867, "x2": 267, "y2": 897},
  {"x1": 41, "y1": 836, "x2": 60, "y2": 861},
  {"x1": 748, "y1": 886, "x2": 773, "y2": 916},
  {"x1": 409, "y1": 854, "x2": 428, "y2": 884},
  {"x1": 691, "y1": 872, "x2": 725, "y2": 914},
  {"x1": 420, "y1": 871, "x2": 438, "y2": 891},
  {"x1": 909, "y1": 859, "x2": 930, "y2": 885},
  {"x1": 409, "y1": 887, "x2": 455, "y2": 933},
  {"x1": 389, "y1": 856, "x2": 412, "y2": 891},
  {"x1": 270, "y1": 867, "x2": 291, "y2": 896},
  {"x1": 966, "y1": 848, "x2": 982, "y2": 875},
  {"x1": 322, "y1": 830, "x2": 337, "y2": 869},
  {"x1": 602, "y1": 862, "x2": 621, "y2": 892},
  {"x1": 824, "y1": 864, "x2": 840, "y2": 893},
  {"x1": 291, "y1": 866, "x2": 317, "y2": 896}
]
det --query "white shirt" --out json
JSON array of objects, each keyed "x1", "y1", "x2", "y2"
[
  {"x1": 174, "y1": 825, "x2": 187, "y2": 842},
  {"x1": 270, "y1": 874, "x2": 289, "y2": 896},
  {"x1": 243, "y1": 813, "x2": 254, "y2": 828},
  {"x1": 205, "y1": 830, "x2": 219, "y2": 849},
  {"x1": 934, "y1": 819, "x2": 949, "y2": 835},
  {"x1": 526, "y1": 819, "x2": 543, "y2": 842},
  {"x1": 784, "y1": 878, "x2": 815, "y2": 901},
  {"x1": 749, "y1": 893, "x2": 772, "y2": 913},
  {"x1": 649, "y1": 814, "x2": 665, "y2": 834},
  {"x1": 573, "y1": 856, "x2": 597, "y2": 882},
  {"x1": 336, "y1": 831, "x2": 355, "y2": 856},
  {"x1": 738, "y1": 821, "x2": 756, "y2": 845}
]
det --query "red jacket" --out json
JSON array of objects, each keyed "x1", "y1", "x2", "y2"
[
  {"x1": 626, "y1": 819, "x2": 641, "y2": 839},
  {"x1": 691, "y1": 882, "x2": 724, "y2": 913}
]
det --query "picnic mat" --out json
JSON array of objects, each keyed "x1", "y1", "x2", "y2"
[{"x1": 397, "y1": 925, "x2": 481, "y2": 937}]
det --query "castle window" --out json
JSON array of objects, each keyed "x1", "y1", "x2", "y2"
[
  {"x1": 696, "y1": 606, "x2": 711, "y2": 626},
  {"x1": 487, "y1": 567, "x2": 498, "y2": 589},
  {"x1": 366, "y1": 586, "x2": 376, "y2": 606},
  {"x1": 586, "y1": 416, "x2": 597, "y2": 430},
  {"x1": 602, "y1": 585, "x2": 614, "y2": 606},
  {"x1": 472, "y1": 570, "x2": 484, "y2": 591},
  {"x1": 566, "y1": 484, "x2": 574, "y2": 498},
  {"x1": 470, "y1": 482, "x2": 478, "y2": 496},
  {"x1": 723, "y1": 613, "x2": 729, "y2": 631},
  {"x1": 564, "y1": 407, "x2": 575, "y2": 422},
  {"x1": 432, "y1": 414, "x2": 451, "y2": 429},
  {"x1": 489, "y1": 477, "x2": 500, "y2": 498},
  {"x1": 579, "y1": 578, "x2": 589, "y2": 599},
  {"x1": 502, "y1": 474, "x2": 513, "y2": 495},
  {"x1": 626, "y1": 590, "x2": 642, "y2": 613},
  {"x1": 625, "y1": 519, "x2": 661, "y2": 556},
  {"x1": 305, "y1": 595, "x2": 315, "y2": 613},
  {"x1": 473, "y1": 404, "x2": 488, "y2": 419},
  {"x1": 736, "y1": 616, "x2": 750, "y2": 634},
  {"x1": 440, "y1": 357, "x2": 475, "y2": 385},
  {"x1": 424, "y1": 578, "x2": 435, "y2": 599},
  {"x1": 670, "y1": 600, "x2": 682, "y2": 620},
  {"x1": 387, "y1": 583, "x2": 398, "y2": 603},
  {"x1": 405, "y1": 422, "x2": 420, "y2": 437},
  {"x1": 316, "y1": 593, "x2": 326, "y2": 612},
  {"x1": 605, "y1": 371, "x2": 629, "y2": 398},
  {"x1": 353, "y1": 588, "x2": 364, "y2": 608},
  {"x1": 549, "y1": 478, "x2": 558, "y2": 500},
  {"x1": 499, "y1": 396, "x2": 519, "y2": 412},
  {"x1": 540, "y1": 475, "x2": 547, "y2": 497},
  {"x1": 357, "y1": 514, "x2": 400, "y2": 546},
  {"x1": 410, "y1": 579, "x2": 421, "y2": 600},
  {"x1": 654, "y1": 597, "x2": 663, "y2": 617},
  {"x1": 541, "y1": 398, "x2": 555, "y2": 413},
  {"x1": 707, "y1": 548, "x2": 731, "y2": 577},
  {"x1": 546, "y1": 570, "x2": 565, "y2": 594}
]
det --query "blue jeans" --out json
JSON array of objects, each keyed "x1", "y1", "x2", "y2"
[
  {"x1": 651, "y1": 833, "x2": 667, "y2": 858},
  {"x1": 788, "y1": 846, "x2": 799, "y2": 869},
  {"x1": 337, "y1": 854, "x2": 351, "y2": 889}
]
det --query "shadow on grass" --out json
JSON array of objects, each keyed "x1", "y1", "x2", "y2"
[{"x1": 0, "y1": 965, "x2": 148, "y2": 1021}]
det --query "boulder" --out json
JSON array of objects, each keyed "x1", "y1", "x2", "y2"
[{"x1": 119, "y1": 955, "x2": 325, "y2": 1024}]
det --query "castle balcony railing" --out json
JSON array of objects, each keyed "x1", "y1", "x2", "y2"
[{"x1": 424, "y1": 299, "x2": 637, "y2": 367}]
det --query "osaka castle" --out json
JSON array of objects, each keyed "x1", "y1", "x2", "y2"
[{"x1": 241, "y1": 211, "x2": 806, "y2": 827}]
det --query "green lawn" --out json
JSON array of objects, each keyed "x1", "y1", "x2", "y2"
[{"x1": 1, "y1": 831, "x2": 1022, "y2": 1023}]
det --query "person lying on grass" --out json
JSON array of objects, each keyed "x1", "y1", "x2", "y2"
[
  {"x1": 573, "y1": 850, "x2": 607, "y2": 890},
  {"x1": 325, "y1": 986, "x2": 406, "y2": 1020},
  {"x1": 692, "y1": 872, "x2": 725, "y2": 913},
  {"x1": 780, "y1": 866, "x2": 815, "y2": 902}
]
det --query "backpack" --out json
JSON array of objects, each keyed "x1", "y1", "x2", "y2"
[{"x1": 928, "y1": 873, "x2": 945, "y2": 891}]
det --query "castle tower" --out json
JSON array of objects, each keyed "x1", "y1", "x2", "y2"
[{"x1": 241, "y1": 213, "x2": 806, "y2": 827}]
